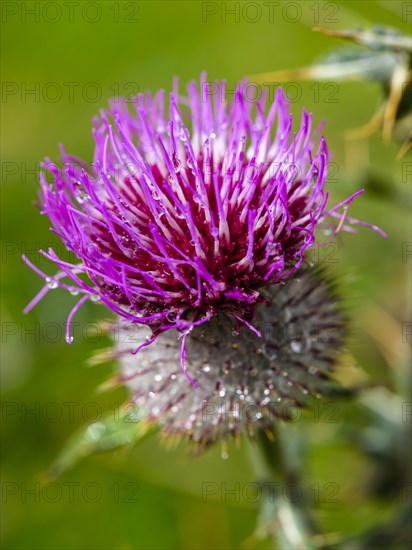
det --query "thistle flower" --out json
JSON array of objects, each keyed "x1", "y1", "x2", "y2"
[{"x1": 24, "y1": 74, "x2": 384, "y2": 390}]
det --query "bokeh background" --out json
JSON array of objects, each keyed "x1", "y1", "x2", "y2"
[{"x1": 1, "y1": 1, "x2": 411, "y2": 549}]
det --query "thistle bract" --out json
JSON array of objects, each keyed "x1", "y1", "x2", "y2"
[
  {"x1": 115, "y1": 268, "x2": 345, "y2": 451},
  {"x1": 24, "y1": 74, "x2": 383, "y2": 386}
]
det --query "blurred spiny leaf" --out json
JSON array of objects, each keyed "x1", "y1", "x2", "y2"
[
  {"x1": 252, "y1": 25, "x2": 411, "y2": 154},
  {"x1": 48, "y1": 402, "x2": 155, "y2": 478}
]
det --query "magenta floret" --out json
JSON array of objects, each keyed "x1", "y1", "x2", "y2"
[{"x1": 24, "y1": 74, "x2": 385, "y2": 387}]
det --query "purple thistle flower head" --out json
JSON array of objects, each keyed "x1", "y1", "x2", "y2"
[{"x1": 24, "y1": 74, "x2": 385, "y2": 388}]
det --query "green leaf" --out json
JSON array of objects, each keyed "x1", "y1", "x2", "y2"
[{"x1": 48, "y1": 403, "x2": 155, "y2": 477}]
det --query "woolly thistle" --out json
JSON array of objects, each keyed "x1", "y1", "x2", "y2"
[{"x1": 24, "y1": 75, "x2": 383, "y2": 444}]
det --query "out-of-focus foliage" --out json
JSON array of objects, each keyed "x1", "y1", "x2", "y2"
[
  {"x1": 254, "y1": 24, "x2": 412, "y2": 153},
  {"x1": 1, "y1": 1, "x2": 410, "y2": 549}
]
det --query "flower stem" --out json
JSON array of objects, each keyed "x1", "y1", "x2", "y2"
[{"x1": 246, "y1": 427, "x2": 327, "y2": 550}]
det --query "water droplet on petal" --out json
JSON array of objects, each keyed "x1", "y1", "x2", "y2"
[
  {"x1": 66, "y1": 335, "x2": 74, "y2": 344},
  {"x1": 290, "y1": 341, "x2": 302, "y2": 353},
  {"x1": 76, "y1": 190, "x2": 90, "y2": 204}
]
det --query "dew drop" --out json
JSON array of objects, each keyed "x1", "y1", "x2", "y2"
[
  {"x1": 290, "y1": 341, "x2": 302, "y2": 353},
  {"x1": 69, "y1": 289, "x2": 79, "y2": 296},
  {"x1": 91, "y1": 295, "x2": 100, "y2": 302},
  {"x1": 86, "y1": 422, "x2": 105, "y2": 441},
  {"x1": 76, "y1": 191, "x2": 90, "y2": 204},
  {"x1": 66, "y1": 335, "x2": 74, "y2": 344},
  {"x1": 263, "y1": 346, "x2": 277, "y2": 361},
  {"x1": 47, "y1": 279, "x2": 58, "y2": 289}
]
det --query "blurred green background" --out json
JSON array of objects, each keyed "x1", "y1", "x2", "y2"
[{"x1": 1, "y1": 1, "x2": 411, "y2": 549}]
